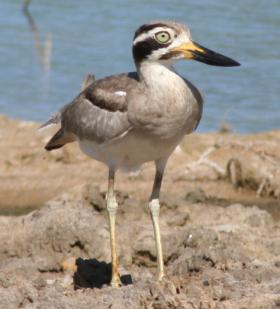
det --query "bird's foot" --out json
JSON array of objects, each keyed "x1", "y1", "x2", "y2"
[
  {"x1": 156, "y1": 271, "x2": 165, "y2": 282},
  {"x1": 110, "y1": 274, "x2": 122, "y2": 288}
]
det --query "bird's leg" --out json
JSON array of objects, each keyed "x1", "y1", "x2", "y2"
[
  {"x1": 106, "y1": 169, "x2": 121, "y2": 287},
  {"x1": 148, "y1": 159, "x2": 167, "y2": 281}
]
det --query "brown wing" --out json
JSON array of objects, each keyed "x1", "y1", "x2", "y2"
[
  {"x1": 83, "y1": 72, "x2": 139, "y2": 112},
  {"x1": 45, "y1": 72, "x2": 140, "y2": 151}
]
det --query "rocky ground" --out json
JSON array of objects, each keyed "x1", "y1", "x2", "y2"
[{"x1": 0, "y1": 115, "x2": 280, "y2": 308}]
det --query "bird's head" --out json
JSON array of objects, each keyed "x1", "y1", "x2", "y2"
[{"x1": 133, "y1": 21, "x2": 240, "y2": 68}]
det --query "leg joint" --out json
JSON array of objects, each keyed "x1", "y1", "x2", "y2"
[
  {"x1": 107, "y1": 196, "x2": 118, "y2": 213},
  {"x1": 148, "y1": 199, "x2": 160, "y2": 217}
]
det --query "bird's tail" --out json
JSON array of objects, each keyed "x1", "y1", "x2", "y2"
[
  {"x1": 41, "y1": 73, "x2": 95, "y2": 150},
  {"x1": 38, "y1": 111, "x2": 62, "y2": 132},
  {"x1": 45, "y1": 128, "x2": 75, "y2": 151},
  {"x1": 39, "y1": 73, "x2": 95, "y2": 132}
]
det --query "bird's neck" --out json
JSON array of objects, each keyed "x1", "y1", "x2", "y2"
[{"x1": 136, "y1": 60, "x2": 179, "y2": 89}]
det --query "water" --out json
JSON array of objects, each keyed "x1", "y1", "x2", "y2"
[{"x1": 0, "y1": 0, "x2": 279, "y2": 132}]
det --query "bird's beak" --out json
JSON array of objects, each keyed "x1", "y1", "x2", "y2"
[{"x1": 172, "y1": 41, "x2": 240, "y2": 67}]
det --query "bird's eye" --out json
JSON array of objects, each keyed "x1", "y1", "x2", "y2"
[{"x1": 155, "y1": 31, "x2": 171, "y2": 44}]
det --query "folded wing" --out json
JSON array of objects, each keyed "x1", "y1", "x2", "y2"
[{"x1": 44, "y1": 72, "x2": 139, "y2": 151}]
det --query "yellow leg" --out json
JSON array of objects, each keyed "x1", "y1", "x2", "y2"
[
  {"x1": 107, "y1": 170, "x2": 121, "y2": 287},
  {"x1": 149, "y1": 198, "x2": 164, "y2": 280},
  {"x1": 149, "y1": 159, "x2": 168, "y2": 281}
]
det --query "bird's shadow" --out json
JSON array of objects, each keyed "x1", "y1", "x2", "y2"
[{"x1": 73, "y1": 258, "x2": 132, "y2": 289}]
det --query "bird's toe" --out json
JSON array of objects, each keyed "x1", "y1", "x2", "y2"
[{"x1": 110, "y1": 275, "x2": 122, "y2": 288}]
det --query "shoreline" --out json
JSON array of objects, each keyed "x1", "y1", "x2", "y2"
[{"x1": 1, "y1": 114, "x2": 279, "y2": 219}]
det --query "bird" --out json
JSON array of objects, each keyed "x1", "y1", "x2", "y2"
[{"x1": 41, "y1": 21, "x2": 240, "y2": 287}]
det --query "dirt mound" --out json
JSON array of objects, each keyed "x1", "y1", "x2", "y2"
[{"x1": 0, "y1": 184, "x2": 279, "y2": 308}]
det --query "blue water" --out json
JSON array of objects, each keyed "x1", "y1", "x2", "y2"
[{"x1": 0, "y1": 0, "x2": 279, "y2": 132}]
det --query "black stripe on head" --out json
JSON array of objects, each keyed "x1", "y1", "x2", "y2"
[
  {"x1": 134, "y1": 22, "x2": 173, "y2": 39},
  {"x1": 133, "y1": 22, "x2": 178, "y2": 64},
  {"x1": 133, "y1": 37, "x2": 172, "y2": 63}
]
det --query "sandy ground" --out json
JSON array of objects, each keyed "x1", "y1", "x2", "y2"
[{"x1": 0, "y1": 115, "x2": 280, "y2": 308}]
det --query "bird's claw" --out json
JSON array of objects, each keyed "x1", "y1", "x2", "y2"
[
  {"x1": 157, "y1": 271, "x2": 165, "y2": 282},
  {"x1": 110, "y1": 275, "x2": 122, "y2": 288}
]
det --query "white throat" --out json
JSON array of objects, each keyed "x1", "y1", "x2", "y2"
[{"x1": 138, "y1": 60, "x2": 179, "y2": 88}]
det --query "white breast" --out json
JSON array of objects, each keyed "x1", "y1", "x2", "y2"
[{"x1": 79, "y1": 130, "x2": 180, "y2": 172}]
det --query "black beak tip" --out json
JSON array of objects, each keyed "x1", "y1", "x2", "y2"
[
  {"x1": 229, "y1": 59, "x2": 241, "y2": 67},
  {"x1": 192, "y1": 42, "x2": 241, "y2": 67},
  {"x1": 216, "y1": 54, "x2": 241, "y2": 67}
]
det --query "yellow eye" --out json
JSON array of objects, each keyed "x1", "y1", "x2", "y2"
[{"x1": 155, "y1": 31, "x2": 171, "y2": 44}]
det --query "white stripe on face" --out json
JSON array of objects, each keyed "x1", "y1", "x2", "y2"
[
  {"x1": 133, "y1": 27, "x2": 174, "y2": 45},
  {"x1": 146, "y1": 32, "x2": 191, "y2": 60}
]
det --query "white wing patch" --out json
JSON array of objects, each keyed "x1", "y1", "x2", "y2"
[{"x1": 114, "y1": 91, "x2": 127, "y2": 97}]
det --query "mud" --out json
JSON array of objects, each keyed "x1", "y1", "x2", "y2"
[{"x1": 0, "y1": 116, "x2": 280, "y2": 308}]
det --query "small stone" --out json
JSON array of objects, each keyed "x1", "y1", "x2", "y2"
[{"x1": 46, "y1": 279, "x2": 56, "y2": 285}]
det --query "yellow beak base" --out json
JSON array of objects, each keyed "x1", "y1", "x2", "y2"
[{"x1": 171, "y1": 41, "x2": 240, "y2": 67}]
